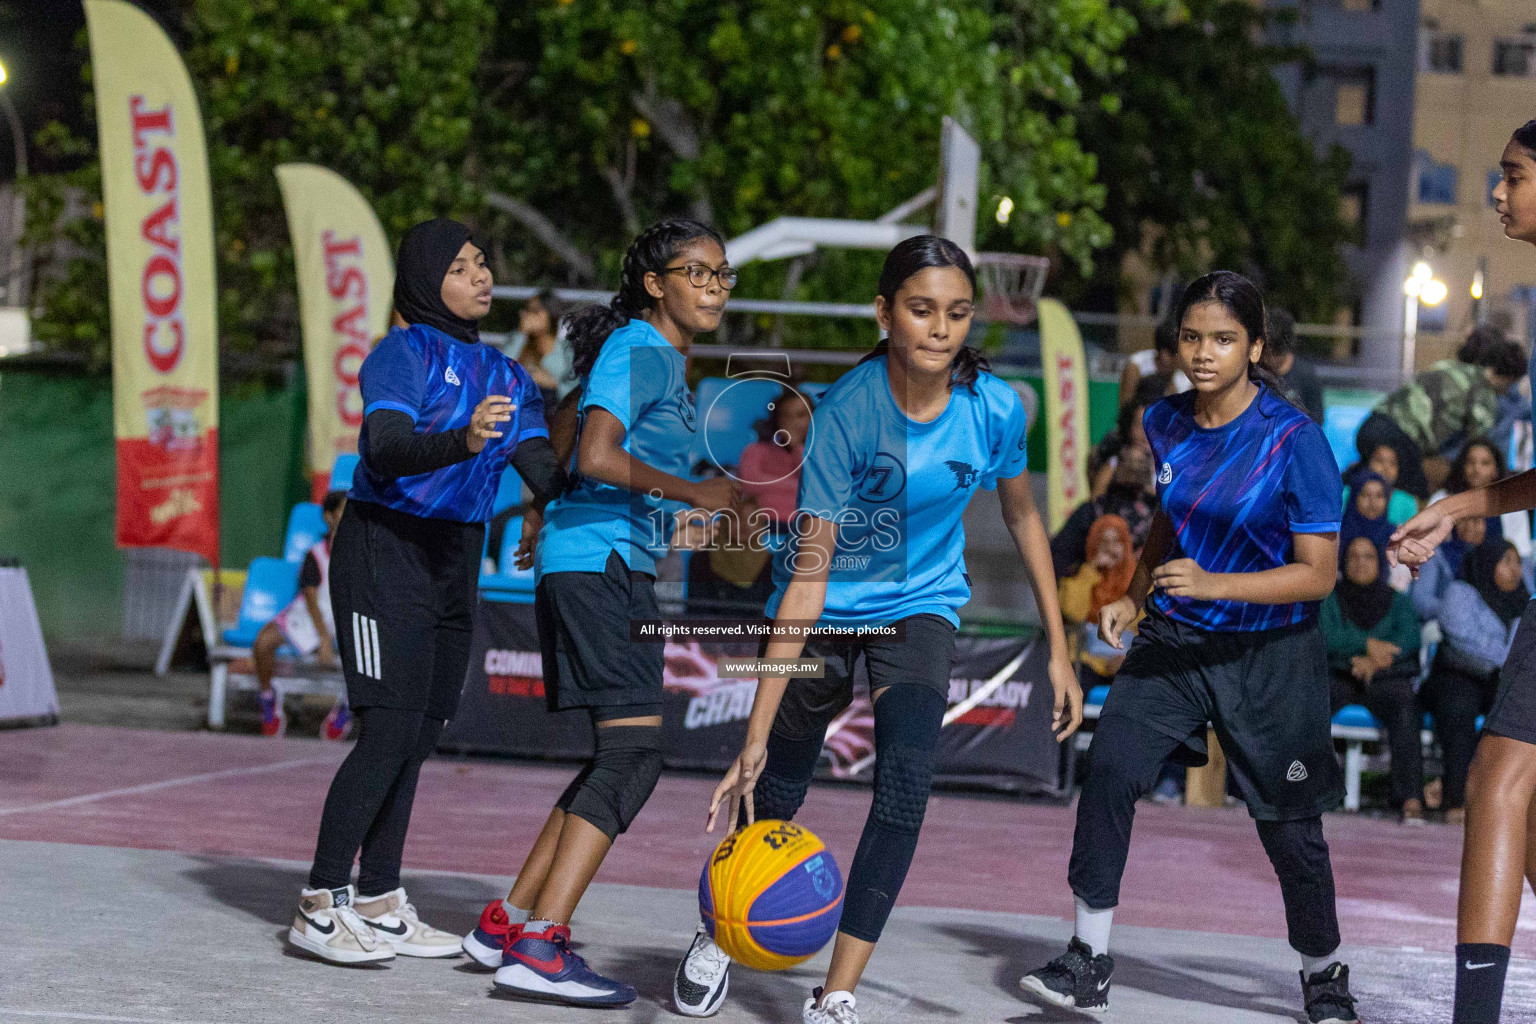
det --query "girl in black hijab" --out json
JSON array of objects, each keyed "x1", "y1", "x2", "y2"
[{"x1": 287, "y1": 219, "x2": 566, "y2": 966}]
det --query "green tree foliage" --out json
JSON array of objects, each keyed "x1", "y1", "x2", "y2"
[{"x1": 1071, "y1": 0, "x2": 1355, "y2": 321}]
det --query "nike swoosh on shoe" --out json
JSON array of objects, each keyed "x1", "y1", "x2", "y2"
[
  {"x1": 510, "y1": 950, "x2": 565, "y2": 973},
  {"x1": 299, "y1": 913, "x2": 335, "y2": 935},
  {"x1": 371, "y1": 920, "x2": 410, "y2": 937}
]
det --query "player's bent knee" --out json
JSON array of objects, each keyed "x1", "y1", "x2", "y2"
[
  {"x1": 871, "y1": 745, "x2": 937, "y2": 835},
  {"x1": 563, "y1": 724, "x2": 663, "y2": 840}
]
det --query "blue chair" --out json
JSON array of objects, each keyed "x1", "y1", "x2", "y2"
[
  {"x1": 329, "y1": 453, "x2": 360, "y2": 492},
  {"x1": 222, "y1": 557, "x2": 300, "y2": 647},
  {"x1": 282, "y1": 503, "x2": 327, "y2": 564},
  {"x1": 479, "y1": 515, "x2": 537, "y2": 601},
  {"x1": 692, "y1": 377, "x2": 783, "y2": 473},
  {"x1": 1331, "y1": 704, "x2": 1379, "y2": 730}
]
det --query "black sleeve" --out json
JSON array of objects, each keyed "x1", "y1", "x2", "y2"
[
  {"x1": 299, "y1": 552, "x2": 321, "y2": 589},
  {"x1": 509, "y1": 435, "x2": 568, "y2": 504},
  {"x1": 362, "y1": 409, "x2": 474, "y2": 480}
]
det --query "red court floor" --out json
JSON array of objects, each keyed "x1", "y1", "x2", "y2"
[{"x1": 1, "y1": 722, "x2": 1525, "y2": 956}]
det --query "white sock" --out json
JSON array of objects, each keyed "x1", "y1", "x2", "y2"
[
  {"x1": 526, "y1": 918, "x2": 560, "y2": 934},
  {"x1": 502, "y1": 900, "x2": 530, "y2": 924},
  {"x1": 1074, "y1": 897, "x2": 1114, "y2": 957},
  {"x1": 1299, "y1": 948, "x2": 1338, "y2": 977}
]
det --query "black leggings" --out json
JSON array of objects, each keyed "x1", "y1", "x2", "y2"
[
  {"x1": 1069, "y1": 712, "x2": 1341, "y2": 956},
  {"x1": 1422, "y1": 660, "x2": 1499, "y2": 810},
  {"x1": 309, "y1": 706, "x2": 445, "y2": 894},
  {"x1": 751, "y1": 683, "x2": 946, "y2": 943},
  {"x1": 1329, "y1": 669, "x2": 1424, "y2": 809}
]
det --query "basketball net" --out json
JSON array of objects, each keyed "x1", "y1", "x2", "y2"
[{"x1": 975, "y1": 253, "x2": 1049, "y2": 326}]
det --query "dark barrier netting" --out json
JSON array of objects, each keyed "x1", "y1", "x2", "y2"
[{"x1": 438, "y1": 597, "x2": 1064, "y2": 796}]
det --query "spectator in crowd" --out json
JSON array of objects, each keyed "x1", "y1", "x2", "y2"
[
  {"x1": 253, "y1": 491, "x2": 349, "y2": 739},
  {"x1": 1344, "y1": 442, "x2": 1422, "y2": 527},
  {"x1": 1430, "y1": 437, "x2": 1531, "y2": 558},
  {"x1": 1051, "y1": 441, "x2": 1157, "y2": 579},
  {"x1": 1058, "y1": 514, "x2": 1138, "y2": 686},
  {"x1": 1339, "y1": 470, "x2": 1415, "y2": 591},
  {"x1": 1261, "y1": 307, "x2": 1325, "y2": 424},
  {"x1": 1458, "y1": 325, "x2": 1530, "y2": 443},
  {"x1": 1323, "y1": 533, "x2": 1425, "y2": 823},
  {"x1": 1420, "y1": 540, "x2": 1533, "y2": 823},
  {"x1": 1411, "y1": 515, "x2": 1504, "y2": 624},
  {"x1": 516, "y1": 289, "x2": 574, "y2": 411},
  {"x1": 686, "y1": 385, "x2": 813, "y2": 613},
  {"x1": 1353, "y1": 338, "x2": 1525, "y2": 499},
  {"x1": 1088, "y1": 401, "x2": 1152, "y2": 498},
  {"x1": 1118, "y1": 313, "x2": 1190, "y2": 410}
]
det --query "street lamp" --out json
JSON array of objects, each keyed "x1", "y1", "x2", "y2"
[
  {"x1": 1402, "y1": 260, "x2": 1448, "y2": 381},
  {"x1": 0, "y1": 59, "x2": 26, "y2": 310}
]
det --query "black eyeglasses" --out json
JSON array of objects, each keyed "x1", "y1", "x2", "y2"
[{"x1": 662, "y1": 263, "x2": 739, "y2": 290}]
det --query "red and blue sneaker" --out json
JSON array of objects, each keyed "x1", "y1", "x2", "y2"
[
  {"x1": 494, "y1": 923, "x2": 636, "y2": 1007},
  {"x1": 462, "y1": 900, "x2": 522, "y2": 970},
  {"x1": 257, "y1": 690, "x2": 285, "y2": 737},
  {"x1": 320, "y1": 698, "x2": 353, "y2": 741}
]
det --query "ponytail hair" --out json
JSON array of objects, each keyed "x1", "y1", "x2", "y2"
[
  {"x1": 565, "y1": 218, "x2": 725, "y2": 378},
  {"x1": 859, "y1": 234, "x2": 989, "y2": 392},
  {"x1": 1173, "y1": 270, "x2": 1300, "y2": 407}
]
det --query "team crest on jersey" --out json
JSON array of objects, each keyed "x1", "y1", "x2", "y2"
[
  {"x1": 444, "y1": 366, "x2": 462, "y2": 386},
  {"x1": 945, "y1": 460, "x2": 978, "y2": 490},
  {"x1": 1158, "y1": 461, "x2": 1172, "y2": 485}
]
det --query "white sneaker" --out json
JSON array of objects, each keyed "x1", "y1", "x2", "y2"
[
  {"x1": 354, "y1": 887, "x2": 463, "y2": 958},
  {"x1": 287, "y1": 885, "x2": 394, "y2": 965},
  {"x1": 673, "y1": 925, "x2": 731, "y2": 1016},
  {"x1": 803, "y1": 988, "x2": 859, "y2": 1024}
]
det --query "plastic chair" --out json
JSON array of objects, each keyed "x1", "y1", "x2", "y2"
[
  {"x1": 692, "y1": 377, "x2": 783, "y2": 473},
  {"x1": 329, "y1": 453, "x2": 360, "y2": 492},
  {"x1": 221, "y1": 557, "x2": 301, "y2": 647},
  {"x1": 282, "y1": 503, "x2": 327, "y2": 564}
]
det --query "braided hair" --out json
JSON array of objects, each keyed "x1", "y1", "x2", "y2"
[
  {"x1": 859, "y1": 234, "x2": 990, "y2": 392},
  {"x1": 565, "y1": 219, "x2": 726, "y2": 378}
]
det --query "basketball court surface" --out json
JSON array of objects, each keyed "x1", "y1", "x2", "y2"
[{"x1": 5, "y1": 723, "x2": 1536, "y2": 1023}]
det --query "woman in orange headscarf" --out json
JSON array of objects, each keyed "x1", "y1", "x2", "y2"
[{"x1": 1058, "y1": 514, "x2": 1139, "y2": 681}]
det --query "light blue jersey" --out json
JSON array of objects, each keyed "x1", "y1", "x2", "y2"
[
  {"x1": 766, "y1": 355, "x2": 1030, "y2": 627},
  {"x1": 537, "y1": 318, "x2": 696, "y2": 577}
]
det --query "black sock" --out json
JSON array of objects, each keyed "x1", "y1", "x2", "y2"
[{"x1": 1454, "y1": 943, "x2": 1510, "y2": 1024}]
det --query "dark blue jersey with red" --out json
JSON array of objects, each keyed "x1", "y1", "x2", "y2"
[
  {"x1": 350, "y1": 323, "x2": 548, "y2": 523},
  {"x1": 1145, "y1": 383, "x2": 1341, "y2": 632}
]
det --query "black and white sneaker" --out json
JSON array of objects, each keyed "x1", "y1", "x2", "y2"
[
  {"x1": 673, "y1": 925, "x2": 731, "y2": 1017},
  {"x1": 1020, "y1": 937, "x2": 1114, "y2": 1013},
  {"x1": 1301, "y1": 962, "x2": 1360, "y2": 1024}
]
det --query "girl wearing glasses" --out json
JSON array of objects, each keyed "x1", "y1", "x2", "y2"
[
  {"x1": 673, "y1": 235, "x2": 1080, "y2": 1024},
  {"x1": 460, "y1": 219, "x2": 741, "y2": 1007}
]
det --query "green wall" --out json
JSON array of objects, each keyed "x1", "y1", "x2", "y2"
[{"x1": 0, "y1": 367, "x2": 307, "y2": 640}]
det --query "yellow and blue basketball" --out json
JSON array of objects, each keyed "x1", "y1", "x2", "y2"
[{"x1": 698, "y1": 819, "x2": 844, "y2": 971}]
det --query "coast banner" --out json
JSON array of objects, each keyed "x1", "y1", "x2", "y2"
[
  {"x1": 275, "y1": 164, "x2": 393, "y2": 498},
  {"x1": 1038, "y1": 297, "x2": 1090, "y2": 534},
  {"x1": 86, "y1": 0, "x2": 219, "y2": 563}
]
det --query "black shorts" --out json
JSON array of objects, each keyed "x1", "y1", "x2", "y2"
[
  {"x1": 1484, "y1": 600, "x2": 1536, "y2": 746},
  {"x1": 769, "y1": 614, "x2": 957, "y2": 741},
  {"x1": 328, "y1": 499, "x2": 485, "y2": 720},
  {"x1": 1100, "y1": 607, "x2": 1343, "y2": 820},
  {"x1": 536, "y1": 550, "x2": 664, "y2": 713}
]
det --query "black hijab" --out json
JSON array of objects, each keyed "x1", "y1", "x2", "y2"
[
  {"x1": 1335, "y1": 536, "x2": 1395, "y2": 632},
  {"x1": 1463, "y1": 540, "x2": 1529, "y2": 627},
  {"x1": 393, "y1": 218, "x2": 487, "y2": 345}
]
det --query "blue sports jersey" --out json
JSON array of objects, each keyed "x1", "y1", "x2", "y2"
[
  {"x1": 1144, "y1": 383, "x2": 1342, "y2": 632},
  {"x1": 537, "y1": 318, "x2": 697, "y2": 577},
  {"x1": 765, "y1": 356, "x2": 1030, "y2": 628},
  {"x1": 350, "y1": 324, "x2": 548, "y2": 523}
]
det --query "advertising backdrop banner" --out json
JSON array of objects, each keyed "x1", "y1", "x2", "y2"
[
  {"x1": 275, "y1": 164, "x2": 394, "y2": 499},
  {"x1": 86, "y1": 0, "x2": 220, "y2": 564},
  {"x1": 442, "y1": 600, "x2": 1062, "y2": 794}
]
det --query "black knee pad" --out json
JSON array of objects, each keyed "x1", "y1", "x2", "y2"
[
  {"x1": 563, "y1": 725, "x2": 663, "y2": 840},
  {"x1": 870, "y1": 744, "x2": 936, "y2": 835},
  {"x1": 751, "y1": 731, "x2": 822, "y2": 820}
]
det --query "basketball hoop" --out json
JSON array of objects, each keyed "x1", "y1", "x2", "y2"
[{"x1": 975, "y1": 252, "x2": 1049, "y2": 326}]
